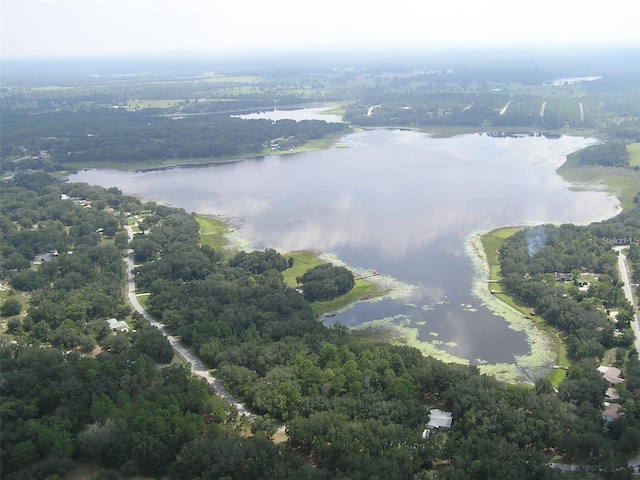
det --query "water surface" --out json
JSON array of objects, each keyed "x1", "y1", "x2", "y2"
[
  {"x1": 231, "y1": 105, "x2": 343, "y2": 123},
  {"x1": 69, "y1": 130, "x2": 620, "y2": 381}
]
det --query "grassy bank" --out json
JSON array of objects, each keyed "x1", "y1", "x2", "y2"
[
  {"x1": 559, "y1": 150, "x2": 640, "y2": 211},
  {"x1": 196, "y1": 215, "x2": 230, "y2": 249},
  {"x1": 281, "y1": 251, "x2": 324, "y2": 287},
  {"x1": 281, "y1": 250, "x2": 383, "y2": 317},
  {"x1": 480, "y1": 226, "x2": 523, "y2": 282},
  {"x1": 481, "y1": 227, "x2": 569, "y2": 386},
  {"x1": 310, "y1": 280, "x2": 381, "y2": 318}
]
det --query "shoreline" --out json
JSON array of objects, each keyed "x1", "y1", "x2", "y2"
[
  {"x1": 70, "y1": 129, "x2": 633, "y2": 383},
  {"x1": 466, "y1": 153, "x2": 631, "y2": 383}
]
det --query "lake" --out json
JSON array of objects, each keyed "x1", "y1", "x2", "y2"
[
  {"x1": 68, "y1": 129, "x2": 620, "y2": 382},
  {"x1": 231, "y1": 105, "x2": 344, "y2": 123}
]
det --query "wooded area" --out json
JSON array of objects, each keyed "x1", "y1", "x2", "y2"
[
  {"x1": 2, "y1": 53, "x2": 640, "y2": 173},
  {"x1": 1, "y1": 173, "x2": 639, "y2": 479},
  {"x1": 2, "y1": 52, "x2": 640, "y2": 479}
]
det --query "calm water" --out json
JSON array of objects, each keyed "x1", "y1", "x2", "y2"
[
  {"x1": 231, "y1": 105, "x2": 344, "y2": 123},
  {"x1": 69, "y1": 129, "x2": 620, "y2": 378}
]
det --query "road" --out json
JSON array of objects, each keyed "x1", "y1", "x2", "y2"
[
  {"x1": 615, "y1": 246, "x2": 640, "y2": 354},
  {"x1": 124, "y1": 226, "x2": 255, "y2": 421},
  {"x1": 614, "y1": 246, "x2": 640, "y2": 474}
]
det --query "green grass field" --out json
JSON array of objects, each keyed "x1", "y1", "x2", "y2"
[
  {"x1": 280, "y1": 251, "x2": 384, "y2": 316},
  {"x1": 481, "y1": 227, "x2": 523, "y2": 282},
  {"x1": 281, "y1": 251, "x2": 324, "y2": 287},
  {"x1": 559, "y1": 151, "x2": 640, "y2": 211},
  {"x1": 196, "y1": 215, "x2": 229, "y2": 249},
  {"x1": 310, "y1": 280, "x2": 381, "y2": 317},
  {"x1": 628, "y1": 143, "x2": 640, "y2": 167}
]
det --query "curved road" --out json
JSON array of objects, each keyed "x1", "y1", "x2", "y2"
[{"x1": 124, "y1": 226, "x2": 255, "y2": 421}]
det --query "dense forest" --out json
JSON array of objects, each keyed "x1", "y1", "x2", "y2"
[{"x1": 1, "y1": 173, "x2": 640, "y2": 479}]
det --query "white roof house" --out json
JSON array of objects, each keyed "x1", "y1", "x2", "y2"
[
  {"x1": 427, "y1": 409, "x2": 453, "y2": 429},
  {"x1": 107, "y1": 318, "x2": 129, "y2": 332}
]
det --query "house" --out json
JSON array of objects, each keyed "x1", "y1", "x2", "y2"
[
  {"x1": 553, "y1": 272, "x2": 573, "y2": 282},
  {"x1": 427, "y1": 409, "x2": 453, "y2": 430},
  {"x1": 605, "y1": 388, "x2": 620, "y2": 401},
  {"x1": 33, "y1": 251, "x2": 58, "y2": 264},
  {"x1": 598, "y1": 365, "x2": 624, "y2": 385},
  {"x1": 602, "y1": 402, "x2": 622, "y2": 422},
  {"x1": 107, "y1": 318, "x2": 129, "y2": 332}
]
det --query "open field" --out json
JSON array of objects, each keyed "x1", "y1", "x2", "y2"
[
  {"x1": 629, "y1": 142, "x2": 640, "y2": 167},
  {"x1": 281, "y1": 250, "x2": 324, "y2": 287},
  {"x1": 196, "y1": 214, "x2": 230, "y2": 249}
]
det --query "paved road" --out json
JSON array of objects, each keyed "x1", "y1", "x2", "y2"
[
  {"x1": 124, "y1": 226, "x2": 255, "y2": 421},
  {"x1": 615, "y1": 246, "x2": 640, "y2": 354},
  {"x1": 614, "y1": 246, "x2": 640, "y2": 474}
]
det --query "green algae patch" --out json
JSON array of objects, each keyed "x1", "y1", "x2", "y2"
[
  {"x1": 465, "y1": 231, "x2": 555, "y2": 382},
  {"x1": 353, "y1": 316, "x2": 471, "y2": 366}
]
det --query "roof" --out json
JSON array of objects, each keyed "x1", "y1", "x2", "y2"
[
  {"x1": 605, "y1": 388, "x2": 620, "y2": 401},
  {"x1": 107, "y1": 318, "x2": 129, "y2": 331},
  {"x1": 427, "y1": 409, "x2": 453, "y2": 429},
  {"x1": 598, "y1": 366, "x2": 624, "y2": 384},
  {"x1": 602, "y1": 402, "x2": 622, "y2": 422}
]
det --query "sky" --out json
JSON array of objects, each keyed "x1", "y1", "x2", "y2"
[{"x1": 1, "y1": 0, "x2": 639, "y2": 60}]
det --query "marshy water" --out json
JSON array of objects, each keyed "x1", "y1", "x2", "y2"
[{"x1": 69, "y1": 128, "x2": 620, "y2": 381}]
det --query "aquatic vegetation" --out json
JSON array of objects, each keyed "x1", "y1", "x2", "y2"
[
  {"x1": 464, "y1": 231, "x2": 555, "y2": 381},
  {"x1": 319, "y1": 252, "x2": 417, "y2": 300}
]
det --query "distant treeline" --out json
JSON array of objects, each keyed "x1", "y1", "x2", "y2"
[{"x1": 0, "y1": 109, "x2": 346, "y2": 171}]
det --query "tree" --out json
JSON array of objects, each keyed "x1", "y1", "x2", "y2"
[
  {"x1": 1, "y1": 297, "x2": 22, "y2": 317},
  {"x1": 296, "y1": 263, "x2": 355, "y2": 302}
]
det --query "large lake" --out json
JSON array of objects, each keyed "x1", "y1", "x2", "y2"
[{"x1": 69, "y1": 129, "x2": 620, "y2": 382}]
